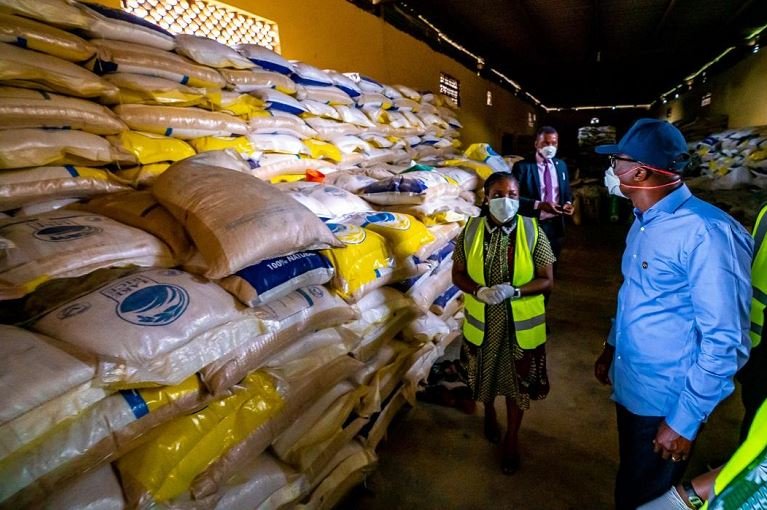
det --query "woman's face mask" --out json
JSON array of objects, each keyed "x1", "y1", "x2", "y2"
[{"x1": 489, "y1": 197, "x2": 520, "y2": 223}]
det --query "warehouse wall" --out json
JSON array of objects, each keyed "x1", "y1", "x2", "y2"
[
  {"x1": 654, "y1": 48, "x2": 767, "y2": 129},
  {"x1": 98, "y1": 0, "x2": 535, "y2": 149}
]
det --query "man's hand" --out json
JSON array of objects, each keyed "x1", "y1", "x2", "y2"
[
  {"x1": 562, "y1": 203, "x2": 575, "y2": 216},
  {"x1": 539, "y1": 201, "x2": 563, "y2": 215},
  {"x1": 653, "y1": 420, "x2": 693, "y2": 462},
  {"x1": 594, "y1": 343, "x2": 614, "y2": 385}
]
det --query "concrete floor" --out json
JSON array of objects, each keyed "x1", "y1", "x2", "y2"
[{"x1": 340, "y1": 221, "x2": 745, "y2": 510}]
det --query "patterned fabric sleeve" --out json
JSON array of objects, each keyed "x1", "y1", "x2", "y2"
[
  {"x1": 534, "y1": 226, "x2": 556, "y2": 268},
  {"x1": 453, "y1": 228, "x2": 466, "y2": 265}
]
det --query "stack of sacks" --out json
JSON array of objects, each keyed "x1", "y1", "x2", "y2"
[
  {"x1": 577, "y1": 125, "x2": 617, "y2": 148},
  {"x1": 0, "y1": 1, "x2": 481, "y2": 505},
  {"x1": 689, "y1": 126, "x2": 767, "y2": 189}
]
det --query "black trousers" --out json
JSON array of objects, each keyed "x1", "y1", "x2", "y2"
[{"x1": 539, "y1": 217, "x2": 565, "y2": 261}]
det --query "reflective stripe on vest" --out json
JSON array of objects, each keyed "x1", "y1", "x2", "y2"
[
  {"x1": 703, "y1": 400, "x2": 767, "y2": 509},
  {"x1": 462, "y1": 216, "x2": 547, "y2": 349},
  {"x1": 749, "y1": 204, "x2": 767, "y2": 348}
]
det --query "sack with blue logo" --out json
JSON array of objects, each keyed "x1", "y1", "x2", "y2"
[
  {"x1": 219, "y1": 251, "x2": 334, "y2": 307},
  {"x1": 337, "y1": 212, "x2": 436, "y2": 266},
  {"x1": 358, "y1": 170, "x2": 461, "y2": 206},
  {"x1": 0, "y1": 211, "x2": 175, "y2": 300},
  {"x1": 463, "y1": 143, "x2": 510, "y2": 174},
  {"x1": 275, "y1": 181, "x2": 373, "y2": 221},
  {"x1": 408, "y1": 259, "x2": 454, "y2": 312},
  {"x1": 430, "y1": 284, "x2": 462, "y2": 317},
  {"x1": 201, "y1": 285, "x2": 358, "y2": 394},
  {"x1": 0, "y1": 375, "x2": 206, "y2": 508},
  {"x1": 31, "y1": 268, "x2": 267, "y2": 387}
]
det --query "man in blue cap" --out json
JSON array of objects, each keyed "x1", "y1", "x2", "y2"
[{"x1": 592, "y1": 118, "x2": 753, "y2": 509}]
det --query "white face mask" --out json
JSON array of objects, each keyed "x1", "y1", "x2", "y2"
[
  {"x1": 604, "y1": 167, "x2": 628, "y2": 198},
  {"x1": 489, "y1": 197, "x2": 520, "y2": 223},
  {"x1": 539, "y1": 145, "x2": 557, "y2": 160}
]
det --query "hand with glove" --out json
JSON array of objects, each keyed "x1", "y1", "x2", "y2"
[{"x1": 476, "y1": 284, "x2": 519, "y2": 305}]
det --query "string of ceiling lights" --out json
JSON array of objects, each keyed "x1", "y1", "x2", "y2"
[{"x1": 397, "y1": 3, "x2": 766, "y2": 114}]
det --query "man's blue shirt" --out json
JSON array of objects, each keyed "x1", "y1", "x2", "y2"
[{"x1": 608, "y1": 184, "x2": 753, "y2": 439}]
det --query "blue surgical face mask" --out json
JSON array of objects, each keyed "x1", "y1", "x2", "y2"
[{"x1": 489, "y1": 197, "x2": 520, "y2": 223}]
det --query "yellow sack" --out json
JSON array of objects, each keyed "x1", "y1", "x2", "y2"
[
  {"x1": 205, "y1": 91, "x2": 267, "y2": 119},
  {"x1": 0, "y1": 13, "x2": 95, "y2": 62},
  {"x1": 188, "y1": 135, "x2": 257, "y2": 158},
  {"x1": 269, "y1": 174, "x2": 306, "y2": 184},
  {"x1": 113, "y1": 163, "x2": 170, "y2": 188},
  {"x1": 101, "y1": 73, "x2": 207, "y2": 107},
  {"x1": 305, "y1": 138, "x2": 344, "y2": 163},
  {"x1": 321, "y1": 223, "x2": 395, "y2": 302},
  {"x1": 108, "y1": 131, "x2": 196, "y2": 165},
  {"x1": 442, "y1": 158, "x2": 495, "y2": 180},
  {"x1": 342, "y1": 212, "x2": 435, "y2": 262},
  {"x1": 117, "y1": 371, "x2": 283, "y2": 502}
]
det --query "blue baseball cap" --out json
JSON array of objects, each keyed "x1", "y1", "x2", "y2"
[{"x1": 595, "y1": 118, "x2": 690, "y2": 173}]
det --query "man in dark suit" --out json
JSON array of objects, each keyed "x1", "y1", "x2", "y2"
[{"x1": 512, "y1": 126, "x2": 574, "y2": 262}]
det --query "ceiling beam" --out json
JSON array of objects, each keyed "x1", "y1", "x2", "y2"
[{"x1": 655, "y1": 0, "x2": 678, "y2": 36}]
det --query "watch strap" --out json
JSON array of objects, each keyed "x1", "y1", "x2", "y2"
[{"x1": 682, "y1": 482, "x2": 705, "y2": 509}]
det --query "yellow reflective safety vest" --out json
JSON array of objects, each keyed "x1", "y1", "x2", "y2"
[
  {"x1": 702, "y1": 399, "x2": 767, "y2": 509},
  {"x1": 749, "y1": 204, "x2": 767, "y2": 348},
  {"x1": 462, "y1": 215, "x2": 546, "y2": 349}
]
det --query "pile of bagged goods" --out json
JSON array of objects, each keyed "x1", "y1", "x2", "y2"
[
  {"x1": 686, "y1": 125, "x2": 767, "y2": 189},
  {"x1": 0, "y1": 1, "x2": 514, "y2": 508}
]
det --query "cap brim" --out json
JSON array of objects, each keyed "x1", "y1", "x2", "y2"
[{"x1": 594, "y1": 144, "x2": 619, "y2": 154}]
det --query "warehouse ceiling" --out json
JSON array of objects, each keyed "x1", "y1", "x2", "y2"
[{"x1": 352, "y1": 0, "x2": 767, "y2": 109}]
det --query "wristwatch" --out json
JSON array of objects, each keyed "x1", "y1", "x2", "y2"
[
  {"x1": 682, "y1": 481, "x2": 705, "y2": 509},
  {"x1": 512, "y1": 287, "x2": 522, "y2": 299}
]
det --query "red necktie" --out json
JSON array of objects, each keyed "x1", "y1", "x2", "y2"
[{"x1": 543, "y1": 159, "x2": 554, "y2": 203}]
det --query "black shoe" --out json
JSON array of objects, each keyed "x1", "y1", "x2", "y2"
[
  {"x1": 501, "y1": 452, "x2": 520, "y2": 475},
  {"x1": 484, "y1": 420, "x2": 501, "y2": 444}
]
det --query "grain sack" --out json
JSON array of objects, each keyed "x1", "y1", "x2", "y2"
[
  {"x1": 339, "y1": 211, "x2": 436, "y2": 263},
  {"x1": 190, "y1": 355, "x2": 363, "y2": 501},
  {"x1": 304, "y1": 138, "x2": 344, "y2": 163},
  {"x1": 363, "y1": 386, "x2": 408, "y2": 450},
  {"x1": 291, "y1": 62, "x2": 334, "y2": 87},
  {"x1": 174, "y1": 34, "x2": 253, "y2": 69},
  {"x1": 112, "y1": 163, "x2": 169, "y2": 187},
  {"x1": 0, "y1": 42, "x2": 117, "y2": 98},
  {"x1": 0, "y1": 325, "x2": 96, "y2": 428},
  {"x1": 250, "y1": 157, "x2": 336, "y2": 182},
  {"x1": 201, "y1": 286, "x2": 357, "y2": 394},
  {"x1": 321, "y1": 223, "x2": 395, "y2": 303},
  {"x1": 424, "y1": 222, "x2": 462, "y2": 256},
  {"x1": 409, "y1": 259, "x2": 454, "y2": 311},
  {"x1": 322, "y1": 172, "x2": 377, "y2": 193},
  {"x1": 252, "y1": 88, "x2": 307, "y2": 115},
  {"x1": 325, "y1": 70, "x2": 361, "y2": 98},
  {"x1": 303, "y1": 118, "x2": 361, "y2": 140},
  {"x1": 350, "y1": 342, "x2": 402, "y2": 387},
  {"x1": 334, "y1": 105, "x2": 375, "y2": 127},
  {"x1": 463, "y1": 143, "x2": 510, "y2": 173},
  {"x1": 235, "y1": 44, "x2": 294, "y2": 75},
  {"x1": 42, "y1": 464, "x2": 125, "y2": 510},
  {"x1": 220, "y1": 68, "x2": 297, "y2": 94},
  {"x1": 153, "y1": 161, "x2": 341, "y2": 279},
  {"x1": 386, "y1": 197, "x2": 480, "y2": 226},
  {"x1": 296, "y1": 442, "x2": 377, "y2": 510},
  {"x1": 357, "y1": 75, "x2": 385, "y2": 93},
  {"x1": 356, "y1": 92, "x2": 392, "y2": 109},
  {"x1": 247, "y1": 133, "x2": 308, "y2": 155},
  {"x1": 219, "y1": 251, "x2": 334, "y2": 307},
  {"x1": 118, "y1": 371, "x2": 283, "y2": 504},
  {"x1": 357, "y1": 348, "x2": 414, "y2": 418},
  {"x1": 393, "y1": 97, "x2": 420, "y2": 112},
  {"x1": 0, "y1": 87, "x2": 125, "y2": 135},
  {"x1": 345, "y1": 290, "x2": 419, "y2": 362},
  {"x1": 0, "y1": 129, "x2": 136, "y2": 170},
  {"x1": 181, "y1": 149, "x2": 253, "y2": 173},
  {"x1": 32, "y1": 268, "x2": 277, "y2": 387},
  {"x1": 205, "y1": 90, "x2": 267, "y2": 119},
  {"x1": 77, "y1": 190, "x2": 193, "y2": 262},
  {"x1": 0, "y1": 0, "x2": 90, "y2": 29},
  {"x1": 402, "y1": 311, "x2": 450, "y2": 344},
  {"x1": 188, "y1": 135, "x2": 257, "y2": 158},
  {"x1": 114, "y1": 104, "x2": 248, "y2": 139},
  {"x1": 0, "y1": 375, "x2": 207, "y2": 508},
  {"x1": 100, "y1": 73, "x2": 207, "y2": 107},
  {"x1": 250, "y1": 110, "x2": 317, "y2": 139},
  {"x1": 0, "y1": 166, "x2": 130, "y2": 212},
  {"x1": 437, "y1": 166, "x2": 478, "y2": 191},
  {"x1": 89, "y1": 39, "x2": 224, "y2": 90},
  {"x1": 297, "y1": 85, "x2": 354, "y2": 106},
  {"x1": 395, "y1": 240, "x2": 454, "y2": 293},
  {"x1": 0, "y1": 13, "x2": 94, "y2": 62},
  {"x1": 276, "y1": 182, "x2": 373, "y2": 220},
  {"x1": 0, "y1": 211, "x2": 174, "y2": 300},
  {"x1": 431, "y1": 285, "x2": 462, "y2": 317},
  {"x1": 212, "y1": 454, "x2": 305, "y2": 510},
  {"x1": 264, "y1": 327, "x2": 360, "y2": 379},
  {"x1": 301, "y1": 99, "x2": 341, "y2": 120},
  {"x1": 358, "y1": 170, "x2": 461, "y2": 205},
  {"x1": 78, "y1": 4, "x2": 175, "y2": 51},
  {"x1": 402, "y1": 342, "x2": 441, "y2": 404},
  {"x1": 107, "y1": 130, "x2": 196, "y2": 165},
  {"x1": 331, "y1": 135, "x2": 371, "y2": 155}
]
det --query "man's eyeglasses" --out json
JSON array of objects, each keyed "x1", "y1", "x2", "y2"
[{"x1": 609, "y1": 155, "x2": 640, "y2": 169}]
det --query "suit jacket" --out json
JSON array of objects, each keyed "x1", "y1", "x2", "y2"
[{"x1": 511, "y1": 156, "x2": 572, "y2": 219}]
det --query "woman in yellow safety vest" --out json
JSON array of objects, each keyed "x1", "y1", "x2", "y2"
[{"x1": 452, "y1": 171, "x2": 555, "y2": 475}]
